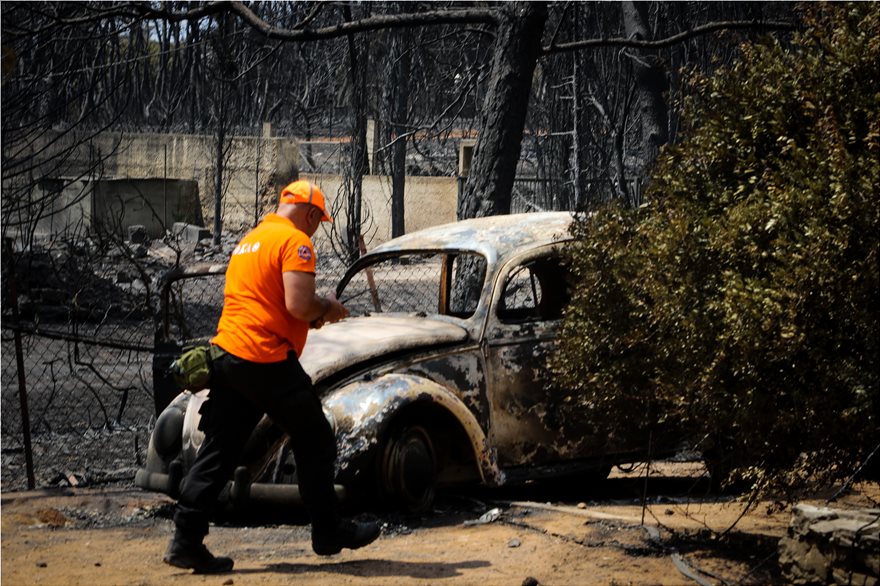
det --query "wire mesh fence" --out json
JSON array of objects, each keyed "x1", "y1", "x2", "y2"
[
  {"x1": 1, "y1": 330, "x2": 155, "y2": 490},
  {"x1": 0, "y1": 235, "x2": 349, "y2": 492},
  {"x1": 339, "y1": 253, "x2": 488, "y2": 320},
  {"x1": 508, "y1": 177, "x2": 643, "y2": 213},
  {"x1": 158, "y1": 260, "x2": 345, "y2": 345},
  {"x1": 1, "y1": 235, "x2": 158, "y2": 491}
]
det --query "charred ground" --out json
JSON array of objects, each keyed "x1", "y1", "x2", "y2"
[{"x1": 4, "y1": 462, "x2": 877, "y2": 585}]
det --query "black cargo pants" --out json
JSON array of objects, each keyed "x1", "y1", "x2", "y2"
[{"x1": 173, "y1": 349, "x2": 339, "y2": 541}]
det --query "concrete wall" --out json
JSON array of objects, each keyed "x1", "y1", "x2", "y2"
[
  {"x1": 29, "y1": 179, "x2": 92, "y2": 238},
  {"x1": 93, "y1": 179, "x2": 201, "y2": 238},
  {"x1": 14, "y1": 131, "x2": 460, "y2": 249},
  {"x1": 107, "y1": 131, "x2": 301, "y2": 233},
  {"x1": 28, "y1": 178, "x2": 201, "y2": 239},
  {"x1": 21, "y1": 129, "x2": 300, "y2": 233},
  {"x1": 295, "y1": 174, "x2": 459, "y2": 251}
]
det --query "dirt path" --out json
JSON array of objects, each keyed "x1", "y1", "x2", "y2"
[{"x1": 3, "y1": 466, "x2": 877, "y2": 585}]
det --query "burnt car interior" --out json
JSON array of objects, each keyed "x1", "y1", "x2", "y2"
[{"x1": 498, "y1": 255, "x2": 571, "y2": 323}]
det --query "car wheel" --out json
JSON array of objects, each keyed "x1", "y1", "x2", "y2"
[{"x1": 380, "y1": 424, "x2": 437, "y2": 513}]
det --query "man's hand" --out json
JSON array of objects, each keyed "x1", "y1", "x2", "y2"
[
  {"x1": 322, "y1": 293, "x2": 349, "y2": 324},
  {"x1": 311, "y1": 293, "x2": 348, "y2": 329}
]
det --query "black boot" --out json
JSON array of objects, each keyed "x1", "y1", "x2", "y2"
[
  {"x1": 164, "y1": 534, "x2": 234, "y2": 574},
  {"x1": 312, "y1": 518, "x2": 381, "y2": 556}
]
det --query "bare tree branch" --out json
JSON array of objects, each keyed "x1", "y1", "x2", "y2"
[
  {"x1": 544, "y1": 20, "x2": 797, "y2": 54},
  {"x1": 17, "y1": 1, "x2": 496, "y2": 40},
  {"x1": 227, "y1": 2, "x2": 496, "y2": 40}
]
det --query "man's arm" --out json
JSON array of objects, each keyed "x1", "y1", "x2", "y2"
[{"x1": 283, "y1": 270, "x2": 348, "y2": 325}]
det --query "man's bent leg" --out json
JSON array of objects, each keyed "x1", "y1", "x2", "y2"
[
  {"x1": 246, "y1": 355, "x2": 379, "y2": 555},
  {"x1": 168, "y1": 374, "x2": 262, "y2": 573}
]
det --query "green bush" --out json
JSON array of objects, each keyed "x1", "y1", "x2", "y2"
[{"x1": 552, "y1": 4, "x2": 879, "y2": 492}]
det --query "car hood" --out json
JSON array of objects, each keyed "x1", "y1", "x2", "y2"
[{"x1": 299, "y1": 315, "x2": 469, "y2": 383}]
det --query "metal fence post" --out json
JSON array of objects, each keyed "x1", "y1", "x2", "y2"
[{"x1": 3, "y1": 237, "x2": 36, "y2": 489}]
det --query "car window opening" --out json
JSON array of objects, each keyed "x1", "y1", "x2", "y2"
[
  {"x1": 340, "y1": 252, "x2": 487, "y2": 319},
  {"x1": 499, "y1": 256, "x2": 571, "y2": 323}
]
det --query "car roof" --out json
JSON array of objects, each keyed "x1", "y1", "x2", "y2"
[{"x1": 369, "y1": 212, "x2": 575, "y2": 260}]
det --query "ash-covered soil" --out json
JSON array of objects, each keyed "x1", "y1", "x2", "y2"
[{"x1": 3, "y1": 463, "x2": 877, "y2": 585}]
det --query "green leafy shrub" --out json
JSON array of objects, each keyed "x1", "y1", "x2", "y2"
[{"x1": 552, "y1": 4, "x2": 879, "y2": 492}]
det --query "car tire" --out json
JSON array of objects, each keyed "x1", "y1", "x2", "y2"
[{"x1": 379, "y1": 424, "x2": 437, "y2": 514}]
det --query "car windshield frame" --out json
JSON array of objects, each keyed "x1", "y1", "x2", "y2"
[{"x1": 335, "y1": 249, "x2": 489, "y2": 320}]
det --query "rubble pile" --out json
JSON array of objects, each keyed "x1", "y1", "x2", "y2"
[
  {"x1": 778, "y1": 504, "x2": 879, "y2": 585},
  {"x1": 3, "y1": 223, "x2": 242, "y2": 323}
]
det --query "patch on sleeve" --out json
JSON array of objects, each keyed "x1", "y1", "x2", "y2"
[{"x1": 297, "y1": 245, "x2": 313, "y2": 262}]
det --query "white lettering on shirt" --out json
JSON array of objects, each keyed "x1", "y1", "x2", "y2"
[{"x1": 233, "y1": 241, "x2": 261, "y2": 255}]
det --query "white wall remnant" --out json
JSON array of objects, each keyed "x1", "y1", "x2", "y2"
[{"x1": 12, "y1": 130, "x2": 461, "y2": 248}]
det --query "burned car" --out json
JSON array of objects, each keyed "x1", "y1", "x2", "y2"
[{"x1": 136, "y1": 212, "x2": 677, "y2": 512}]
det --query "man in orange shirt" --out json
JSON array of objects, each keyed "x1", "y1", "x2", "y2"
[{"x1": 164, "y1": 180, "x2": 380, "y2": 574}]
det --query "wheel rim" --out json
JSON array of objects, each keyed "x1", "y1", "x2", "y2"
[{"x1": 383, "y1": 425, "x2": 436, "y2": 512}]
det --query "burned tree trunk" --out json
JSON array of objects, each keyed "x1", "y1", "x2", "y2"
[
  {"x1": 622, "y1": 1, "x2": 668, "y2": 195},
  {"x1": 343, "y1": 7, "x2": 370, "y2": 261},
  {"x1": 213, "y1": 120, "x2": 225, "y2": 247},
  {"x1": 210, "y1": 13, "x2": 236, "y2": 248},
  {"x1": 457, "y1": 2, "x2": 547, "y2": 220},
  {"x1": 388, "y1": 28, "x2": 411, "y2": 238}
]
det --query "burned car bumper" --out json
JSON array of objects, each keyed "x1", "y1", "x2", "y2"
[
  {"x1": 134, "y1": 464, "x2": 347, "y2": 507},
  {"x1": 134, "y1": 390, "x2": 349, "y2": 507}
]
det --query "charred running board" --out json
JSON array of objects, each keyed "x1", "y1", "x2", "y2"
[{"x1": 135, "y1": 465, "x2": 347, "y2": 507}]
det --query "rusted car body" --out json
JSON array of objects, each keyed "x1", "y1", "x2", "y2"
[{"x1": 136, "y1": 212, "x2": 673, "y2": 512}]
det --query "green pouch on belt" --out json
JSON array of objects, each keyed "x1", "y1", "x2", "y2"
[{"x1": 170, "y1": 345, "x2": 225, "y2": 390}]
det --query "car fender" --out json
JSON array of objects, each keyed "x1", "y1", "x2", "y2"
[
  {"x1": 143, "y1": 389, "x2": 209, "y2": 472},
  {"x1": 324, "y1": 373, "x2": 504, "y2": 487},
  {"x1": 135, "y1": 391, "x2": 194, "y2": 496}
]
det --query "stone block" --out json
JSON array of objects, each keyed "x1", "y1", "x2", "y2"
[
  {"x1": 172, "y1": 222, "x2": 211, "y2": 244},
  {"x1": 127, "y1": 224, "x2": 148, "y2": 244}
]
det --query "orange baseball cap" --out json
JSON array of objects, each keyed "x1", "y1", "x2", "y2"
[{"x1": 279, "y1": 180, "x2": 332, "y2": 222}]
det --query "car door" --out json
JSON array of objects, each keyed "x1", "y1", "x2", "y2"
[{"x1": 483, "y1": 246, "x2": 597, "y2": 468}]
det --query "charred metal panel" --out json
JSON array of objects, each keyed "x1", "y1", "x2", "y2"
[
  {"x1": 181, "y1": 390, "x2": 209, "y2": 469},
  {"x1": 484, "y1": 246, "x2": 603, "y2": 467},
  {"x1": 399, "y1": 350, "x2": 490, "y2": 429},
  {"x1": 369, "y1": 212, "x2": 573, "y2": 261},
  {"x1": 485, "y1": 333, "x2": 604, "y2": 466},
  {"x1": 300, "y1": 315, "x2": 468, "y2": 383},
  {"x1": 322, "y1": 373, "x2": 502, "y2": 486},
  {"x1": 486, "y1": 337, "x2": 560, "y2": 465}
]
